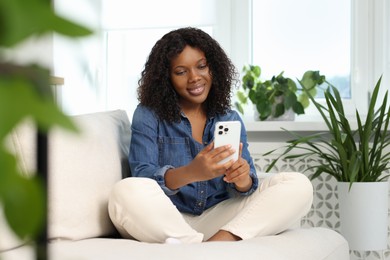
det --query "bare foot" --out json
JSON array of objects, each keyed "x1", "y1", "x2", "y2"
[{"x1": 206, "y1": 230, "x2": 242, "y2": 242}]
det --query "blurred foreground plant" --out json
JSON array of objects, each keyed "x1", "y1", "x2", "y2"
[{"x1": 0, "y1": 0, "x2": 92, "y2": 246}]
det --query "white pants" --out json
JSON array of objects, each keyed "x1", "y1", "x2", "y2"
[{"x1": 108, "y1": 172, "x2": 313, "y2": 243}]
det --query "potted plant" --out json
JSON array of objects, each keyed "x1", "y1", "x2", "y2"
[
  {"x1": 0, "y1": 0, "x2": 91, "y2": 258},
  {"x1": 265, "y1": 75, "x2": 389, "y2": 251},
  {"x1": 235, "y1": 65, "x2": 323, "y2": 121}
]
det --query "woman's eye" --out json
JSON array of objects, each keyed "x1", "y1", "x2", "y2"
[
  {"x1": 175, "y1": 70, "x2": 185, "y2": 75},
  {"x1": 199, "y1": 64, "x2": 207, "y2": 69}
]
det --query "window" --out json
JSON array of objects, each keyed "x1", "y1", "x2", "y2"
[
  {"x1": 252, "y1": 0, "x2": 351, "y2": 99},
  {"x1": 230, "y1": 0, "x2": 390, "y2": 121}
]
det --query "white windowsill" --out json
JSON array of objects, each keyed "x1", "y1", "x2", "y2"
[
  {"x1": 244, "y1": 121, "x2": 329, "y2": 132},
  {"x1": 243, "y1": 119, "x2": 365, "y2": 134}
]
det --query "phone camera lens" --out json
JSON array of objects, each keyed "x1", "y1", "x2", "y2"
[
  {"x1": 224, "y1": 128, "x2": 229, "y2": 132},
  {"x1": 219, "y1": 125, "x2": 223, "y2": 129},
  {"x1": 218, "y1": 131, "x2": 223, "y2": 135}
]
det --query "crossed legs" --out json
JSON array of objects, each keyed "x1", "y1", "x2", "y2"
[{"x1": 108, "y1": 172, "x2": 313, "y2": 243}]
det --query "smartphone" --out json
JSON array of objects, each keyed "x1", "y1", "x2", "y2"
[{"x1": 214, "y1": 121, "x2": 241, "y2": 164}]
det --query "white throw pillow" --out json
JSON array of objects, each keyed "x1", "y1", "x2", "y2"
[
  {"x1": 47, "y1": 110, "x2": 131, "y2": 240},
  {"x1": 3, "y1": 110, "x2": 131, "y2": 244}
]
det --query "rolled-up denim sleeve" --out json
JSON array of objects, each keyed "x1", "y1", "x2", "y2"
[
  {"x1": 155, "y1": 165, "x2": 180, "y2": 195},
  {"x1": 229, "y1": 171, "x2": 259, "y2": 196}
]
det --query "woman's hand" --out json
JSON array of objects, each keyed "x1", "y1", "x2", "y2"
[
  {"x1": 223, "y1": 143, "x2": 252, "y2": 192},
  {"x1": 187, "y1": 142, "x2": 236, "y2": 181},
  {"x1": 165, "y1": 142, "x2": 248, "y2": 190}
]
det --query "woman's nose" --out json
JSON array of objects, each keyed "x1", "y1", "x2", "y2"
[{"x1": 188, "y1": 68, "x2": 201, "y2": 82}]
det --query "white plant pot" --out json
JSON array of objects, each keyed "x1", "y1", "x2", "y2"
[
  {"x1": 253, "y1": 105, "x2": 295, "y2": 121},
  {"x1": 338, "y1": 181, "x2": 389, "y2": 251}
]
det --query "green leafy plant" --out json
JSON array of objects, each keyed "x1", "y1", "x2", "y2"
[
  {"x1": 0, "y1": 0, "x2": 92, "y2": 244},
  {"x1": 235, "y1": 65, "x2": 324, "y2": 120},
  {"x1": 265, "y1": 76, "x2": 390, "y2": 187}
]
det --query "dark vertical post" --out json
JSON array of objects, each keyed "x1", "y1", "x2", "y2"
[{"x1": 36, "y1": 131, "x2": 48, "y2": 260}]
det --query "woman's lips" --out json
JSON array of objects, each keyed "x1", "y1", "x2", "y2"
[{"x1": 188, "y1": 85, "x2": 205, "y2": 96}]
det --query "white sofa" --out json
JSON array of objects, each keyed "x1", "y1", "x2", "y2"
[{"x1": 0, "y1": 110, "x2": 349, "y2": 260}]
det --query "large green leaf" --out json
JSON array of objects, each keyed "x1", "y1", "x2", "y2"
[
  {"x1": 0, "y1": 0, "x2": 92, "y2": 47},
  {"x1": 298, "y1": 92, "x2": 310, "y2": 108},
  {"x1": 274, "y1": 103, "x2": 285, "y2": 117},
  {"x1": 292, "y1": 102, "x2": 305, "y2": 115},
  {"x1": 0, "y1": 65, "x2": 78, "y2": 139},
  {"x1": 300, "y1": 70, "x2": 324, "y2": 96},
  {"x1": 284, "y1": 92, "x2": 297, "y2": 110},
  {"x1": 249, "y1": 65, "x2": 261, "y2": 78},
  {"x1": 234, "y1": 102, "x2": 244, "y2": 114},
  {"x1": 236, "y1": 90, "x2": 247, "y2": 104},
  {"x1": 0, "y1": 149, "x2": 45, "y2": 239},
  {"x1": 256, "y1": 101, "x2": 272, "y2": 120},
  {"x1": 242, "y1": 74, "x2": 254, "y2": 90}
]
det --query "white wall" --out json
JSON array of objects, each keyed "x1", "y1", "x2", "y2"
[{"x1": 53, "y1": 0, "x2": 104, "y2": 115}]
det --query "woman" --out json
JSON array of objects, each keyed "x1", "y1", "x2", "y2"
[{"x1": 108, "y1": 27, "x2": 313, "y2": 244}]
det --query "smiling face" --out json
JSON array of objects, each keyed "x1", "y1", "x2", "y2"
[{"x1": 170, "y1": 45, "x2": 212, "y2": 110}]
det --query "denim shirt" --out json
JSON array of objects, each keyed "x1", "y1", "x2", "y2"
[{"x1": 129, "y1": 104, "x2": 258, "y2": 216}]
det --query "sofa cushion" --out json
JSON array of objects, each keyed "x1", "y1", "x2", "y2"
[
  {"x1": 7, "y1": 110, "x2": 131, "y2": 241},
  {"x1": 48, "y1": 110, "x2": 131, "y2": 240},
  {"x1": 48, "y1": 227, "x2": 349, "y2": 260}
]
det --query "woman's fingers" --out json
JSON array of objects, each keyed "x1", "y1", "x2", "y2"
[
  {"x1": 224, "y1": 158, "x2": 249, "y2": 183},
  {"x1": 209, "y1": 143, "x2": 236, "y2": 163}
]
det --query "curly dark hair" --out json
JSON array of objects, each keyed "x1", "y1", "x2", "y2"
[{"x1": 137, "y1": 27, "x2": 238, "y2": 123}]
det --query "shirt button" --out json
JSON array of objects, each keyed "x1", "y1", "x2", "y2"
[
  {"x1": 200, "y1": 190, "x2": 204, "y2": 194},
  {"x1": 204, "y1": 141, "x2": 208, "y2": 145},
  {"x1": 198, "y1": 202, "x2": 202, "y2": 207}
]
